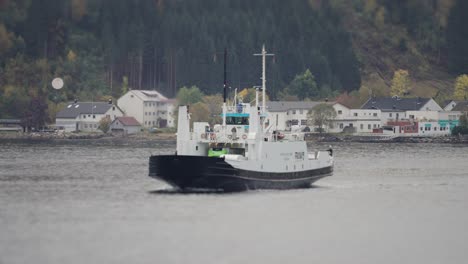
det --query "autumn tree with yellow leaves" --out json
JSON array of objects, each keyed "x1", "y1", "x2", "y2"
[
  {"x1": 453, "y1": 74, "x2": 468, "y2": 100},
  {"x1": 390, "y1": 69, "x2": 411, "y2": 97}
]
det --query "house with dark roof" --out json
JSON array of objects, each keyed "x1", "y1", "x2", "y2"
[
  {"x1": 110, "y1": 116, "x2": 142, "y2": 135},
  {"x1": 443, "y1": 100, "x2": 468, "y2": 111},
  {"x1": 361, "y1": 97, "x2": 443, "y2": 124},
  {"x1": 452, "y1": 101, "x2": 468, "y2": 113},
  {"x1": 55, "y1": 101, "x2": 124, "y2": 132}
]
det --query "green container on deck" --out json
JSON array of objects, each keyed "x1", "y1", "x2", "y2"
[{"x1": 208, "y1": 148, "x2": 227, "y2": 157}]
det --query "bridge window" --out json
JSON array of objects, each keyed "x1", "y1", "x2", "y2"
[{"x1": 226, "y1": 117, "x2": 249, "y2": 125}]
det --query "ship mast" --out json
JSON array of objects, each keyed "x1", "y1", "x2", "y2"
[
  {"x1": 222, "y1": 48, "x2": 228, "y2": 127},
  {"x1": 254, "y1": 45, "x2": 274, "y2": 123}
]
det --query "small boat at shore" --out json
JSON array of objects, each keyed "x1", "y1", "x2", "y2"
[{"x1": 149, "y1": 46, "x2": 334, "y2": 191}]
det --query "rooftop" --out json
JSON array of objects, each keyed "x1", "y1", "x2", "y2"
[
  {"x1": 114, "y1": 116, "x2": 141, "y2": 126},
  {"x1": 266, "y1": 101, "x2": 329, "y2": 112},
  {"x1": 56, "y1": 102, "x2": 113, "y2": 118},
  {"x1": 361, "y1": 97, "x2": 431, "y2": 111},
  {"x1": 129, "y1": 90, "x2": 168, "y2": 102},
  {"x1": 452, "y1": 101, "x2": 468, "y2": 112}
]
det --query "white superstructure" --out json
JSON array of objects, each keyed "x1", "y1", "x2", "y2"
[{"x1": 175, "y1": 46, "x2": 333, "y2": 174}]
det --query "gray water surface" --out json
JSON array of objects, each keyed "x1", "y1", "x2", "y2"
[{"x1": 1, "y1": 140, "x2": 467, "y2": 264}]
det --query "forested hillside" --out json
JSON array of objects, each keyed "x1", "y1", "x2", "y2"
[
  {"x1": 335, "y1": 0, "x2": 468, "y2": 105},
  {"x1": 0, "y1": 0, "x2": 467, "y2": 122}
]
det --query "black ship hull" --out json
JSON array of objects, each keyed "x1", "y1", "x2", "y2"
[{"x1": 149, "y1": 155, "x2": 332, "y2": 192}]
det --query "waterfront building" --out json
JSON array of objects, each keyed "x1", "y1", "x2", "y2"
[
  {"x1": 110, "y1": 116, "x2": 142, "y2": 135},
  {"x1": 55, "y1": 101, "x2": 124, "y2": 132},
  {"x1": 117, "y1": 90, "x2": 175, "y2": 129},
  {"x1": 0, "y1": 119, "x2": 22, "y2": 132},
  {"x1": 265, "y1": 101, "x2": 326, "y2": 131},
  {"x1": 330, "y1": 103, "x2": 382, "y2": 133},
  {"x1": 361, "y1": 97, "x2": 443, "y2": 124}
]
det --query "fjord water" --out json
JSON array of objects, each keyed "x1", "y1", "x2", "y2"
[{"x1": 1, "y1": 140, "x2": 467, "y2": 264}]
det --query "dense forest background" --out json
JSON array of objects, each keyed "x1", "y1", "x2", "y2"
[{"x1": 0, "y1": 0, "x2": 467, "y2": 122}]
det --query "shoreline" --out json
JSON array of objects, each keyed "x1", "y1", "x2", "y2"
[
  {"x1": 306, "y1": 133, "x2": 468, "y2": 144},
  {"x1": 0, "y1": 132, "x2": 177, "y2": 142},
  {"x1": 1, "y1": 132, "x2": 467, "y2": 144}
]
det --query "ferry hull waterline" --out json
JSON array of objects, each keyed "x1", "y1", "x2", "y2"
[
  {"x1": 149, "y1": 155, "x2": 333, "y2": 191},
  {"x1": 148, "y1": 46, "x2": 334, "y2": 192}
]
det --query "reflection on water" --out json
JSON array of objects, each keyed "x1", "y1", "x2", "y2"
[{"x1": 1, "y1": 140, "x2": 468, "y2": 264}]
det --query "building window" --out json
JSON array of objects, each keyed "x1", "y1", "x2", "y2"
[
  {"x1": 113, "y1": 107, "x2": 115, "y2": 111},
  {"x1": 83, "y1": 115, "x2": 86, "y2": 119},
  {"x1": 368, "y1": 124, "x2": 371, "y2": 129},
  {"x1": 338, "y1": 110, "x2": 342, "y2": 115},
  {"x1": 301, "y1": 120, "x2": 307, "y2": 125},
  {"x1": 84, "y1": 124, "x2": 88, "y2": 128},
  {"x1": 339, "y1": 123, "x2": 344, "y2": 129},
  {"x1": 354, "y1": 113, "x2": 358, "y2": 117},
  {"x1": 93, "y1": 115, "x2": 96, "y2": 119},
  {"x1": 373, "y1": 113, "x2": 377, "y2": 117},
  {"x1": 292, "y1": 110, "x2": 296, "y2": 114},
  {"x1": 373, "y1": 124, "x2": 377, "y2": 128},
  {"x1": 389, "y1": 113, "x2": 393, "y2": 117},
  {"x1": 360, "y1": 124, "x2": 363, "y2": 129},
  {"x1": 420, "y1": 127, "x2": 423, "y2": 131}
]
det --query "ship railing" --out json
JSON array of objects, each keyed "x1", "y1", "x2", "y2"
[
  {"x1": 266, "y1": 131, "x2": 305, "y2": 142},
  {"x1": 226, "y1": 105, "x2": 250, "y2": 114},
  {"x1": 196, "y1": 132, "x2": 246, "y2": 143}
]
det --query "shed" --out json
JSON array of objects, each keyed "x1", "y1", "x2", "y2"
[{"x1": 111, "y1": 116, "x2": 141, "y2": 135}]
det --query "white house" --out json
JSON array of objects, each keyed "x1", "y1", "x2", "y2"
[
  {"x1": 55, "y1": 101, "x2": 124, "y2": 132},
  {"x1": 406, "y1": 110, "x2": 461, "y2": 123},
  {"x1": 361, "y1": 97, "x2": 443, "y2": 124},
  {"x1": 330, "y1": 103, "x2": 382, "y2": 133},
  {"x1": 265, "y1": 101, "x2": 326, "y2": 131},
  {"x1": 110, "y1": 116, "x2": 142, "y2": 135},
  {"x1": 117, "y1": 90, "x2": 175, "y2": 128}
]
